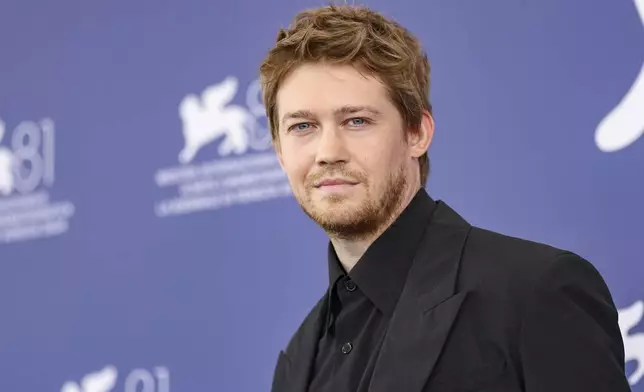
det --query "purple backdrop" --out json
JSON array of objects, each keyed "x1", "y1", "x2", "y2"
[{"x1": 0, "y1": 0, "x2": 643, "y2": 390}]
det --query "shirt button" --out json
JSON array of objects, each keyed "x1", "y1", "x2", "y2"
[
  {"x1": 341, "y1": 342, "x2": 353, "y2": 354},
  {"x1": 344, "y1": 279, "x2": 357, "y2": 292}
]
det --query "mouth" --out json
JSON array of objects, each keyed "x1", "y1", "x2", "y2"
[{"x1": 314, "y1": 178, "x2": 359, "y2": 188}]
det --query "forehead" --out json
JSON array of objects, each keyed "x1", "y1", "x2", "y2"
[{"x1": 276, "y1": 63, "x2": 393, "y2": 116}]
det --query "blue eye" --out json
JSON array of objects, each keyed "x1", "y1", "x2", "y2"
[
  {"x1": 290, "y1": 123, "x2": 311, "y2": 132},
  {"x1": 348, "y1": 118, "x2": 367, "y2": 126}
]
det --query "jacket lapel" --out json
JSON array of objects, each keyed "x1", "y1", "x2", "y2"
[
  {"x1": 271, "y1": 294, "x2": 328, "y2": 392},
  {"x1": 368, "y1": 202, "x2": 471, "y2": 392}
]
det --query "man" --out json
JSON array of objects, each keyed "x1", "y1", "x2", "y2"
[{"x1": 259, "y1": 5, "x2": 630, "y2": 392}]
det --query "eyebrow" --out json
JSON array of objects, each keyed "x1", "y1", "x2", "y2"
[{"x1": 280, "y1": 105, "x2": 383, "y2": 127}]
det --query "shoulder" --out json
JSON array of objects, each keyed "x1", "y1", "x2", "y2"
[
  {"x1": 458, "y1": 226, "x2": 614, "y2": 316},
  {"x1": 466, "y1": 226, "x2": 563, "y2": 264},
  {"x1": 463, "y1": 226, "x2": 601, "y2": 284},
  {"x1": 427, "y1": 200, "x2": 595, "y2": 290}
]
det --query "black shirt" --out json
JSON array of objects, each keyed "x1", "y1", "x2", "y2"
[{"x1": 307, "y1": 189, "x2": 437, "y2": 391}]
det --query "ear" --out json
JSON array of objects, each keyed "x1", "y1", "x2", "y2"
[{"x1": 408, "y1": 110, "x2": 435, "y2": 158}]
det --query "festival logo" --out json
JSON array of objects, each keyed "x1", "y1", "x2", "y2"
[
  {"x1": 61, "y1": 365, "x2": 117, "y2": 392},
  {"x1": 154, "y1": 76, "x2": 291, "y2": 217},
  {"x1": 61, "y1": 365, "x2": 170, "y2": 392},
  {"x1": 619, "y1": 300, "x2": 644, "y2": 386},
  {"x1": 0, "y1": 117, "x2": 75, "y2": 243},
  {"x1": 595, "y1": 0, "x2": 644, "y2": 152}
]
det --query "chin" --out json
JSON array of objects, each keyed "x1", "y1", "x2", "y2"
[
  {"x1": 313, "y1": 200, "x2": 371, "y2": 222},
  {"x1": 313, "y1": 194, "x2": 364, "y2": 212}
]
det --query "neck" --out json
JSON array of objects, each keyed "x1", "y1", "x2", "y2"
[{"x1": 330, "y1": 183, "x2": 421, "y2": 273}]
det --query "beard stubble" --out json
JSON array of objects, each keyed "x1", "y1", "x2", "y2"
[{"x1": 296, "y1": 165, "x2": 408, "y2": 241}]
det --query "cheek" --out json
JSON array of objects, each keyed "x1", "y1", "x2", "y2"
[
  {"x1": 357, "y1": 146, "x2": 396, "y2": 175},
  {"x1": 280, "y1": 146, "x2": 314, "y2": 183}
]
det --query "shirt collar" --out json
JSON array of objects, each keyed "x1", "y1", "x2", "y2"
[{"x1": 326, "y1": 188, "x2": 437, "y2": 317}]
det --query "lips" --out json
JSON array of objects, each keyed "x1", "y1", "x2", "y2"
[{"x1": 314, "y1": 178, "x2": 358, "y2": 187}]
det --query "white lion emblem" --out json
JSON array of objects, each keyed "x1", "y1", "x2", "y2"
[
  {"x1": 60, "y1": 365, "x2": 118, "y2": 392},
  {"x1": 178, "y1": 76, "x2": 258, "y2": 164}
]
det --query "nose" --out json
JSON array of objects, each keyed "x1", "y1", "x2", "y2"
[{"x1": 315, "y1": 126, "x2": 349, "y2": 166}]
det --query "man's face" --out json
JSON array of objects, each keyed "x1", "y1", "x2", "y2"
[{"x1": 275, "y1": 63, "x2": 424, "y2": 239}]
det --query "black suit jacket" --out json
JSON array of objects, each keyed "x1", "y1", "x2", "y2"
[{"x1": 271, "y1": 199, "x2": 630, "y2": 391}]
